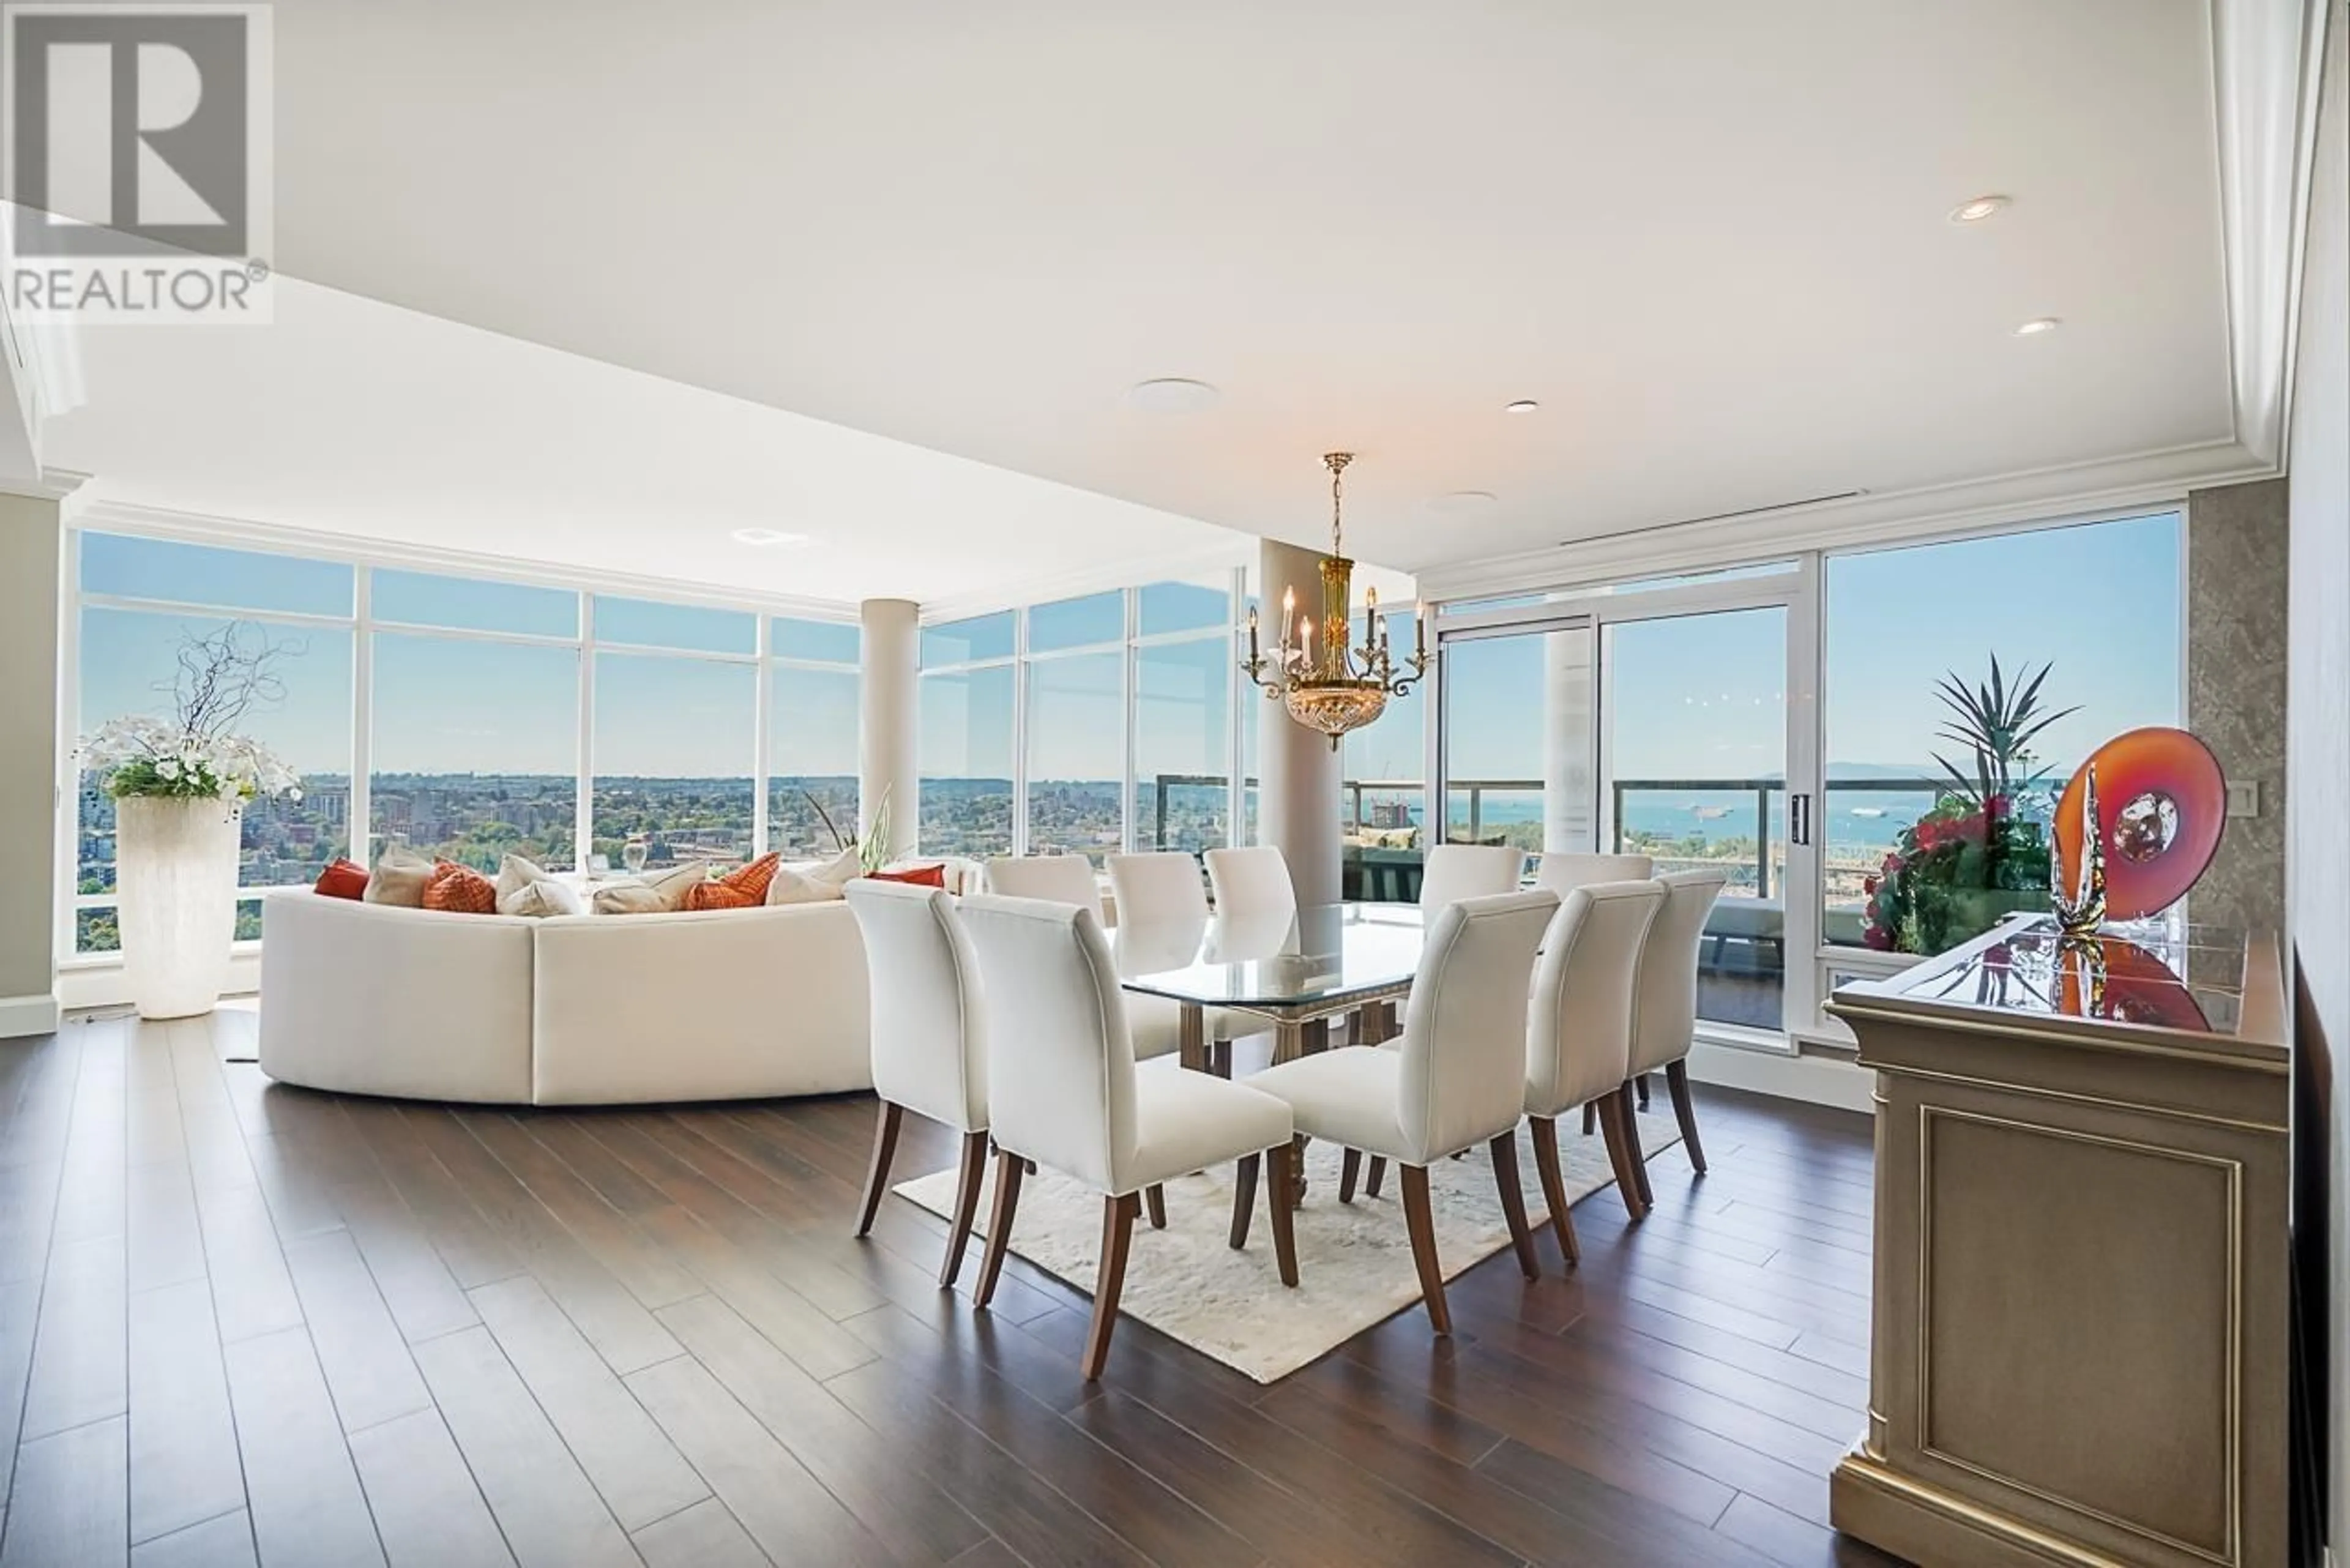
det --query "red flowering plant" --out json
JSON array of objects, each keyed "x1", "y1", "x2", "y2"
[{"x1": 1860, "y1": 656, "x2": 2071, "y2": 955}]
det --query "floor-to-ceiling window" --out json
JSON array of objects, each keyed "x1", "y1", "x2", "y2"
[
  {"x1": 1135, "y1": 576, "x2": 1235, "y2": 855},
  {"x1": 917, "y1": 573, "x2": 1251, "y2": 862},
  {"x1": 75, "y1": 535, "x2": 356, "y2": 951},
  {"x1": 1430, "y1": 510, "x2": 2187, "y2": 1047},
  {"x1": 65, "y1": 530, "x2": 860, "y2": 959},
  {"x1": 1024, "y1": 592, "x2": 1127, "y2": 864},
  {"x1": 768, "y1": 617, "x2": 863, "y2": 859},
  {"x1": 919, "y1": 613, "x2": 1019, "y2": 858},
  {"x1": 591, "y1": 596, "x2": 759, "y2": 869},
  {"x1": 1820, "y1": 511, "x2": 2182, "y2": 959},
  {"x1": 369, "y1": 569, "x2": 580, "y2": 872}
]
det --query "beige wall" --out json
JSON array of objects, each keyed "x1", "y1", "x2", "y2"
[
  {"x1": 0, "y1": 492, "x2": 61, "y2": 1033},
  {"x1": 2187, "y1": 476, "x2": 2289, "y2": 933},
  {"x1": 2286, "y1": 2, "x2": 2348, "y2": 1553}
]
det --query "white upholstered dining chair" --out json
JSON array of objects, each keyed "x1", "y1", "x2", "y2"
[
  {"x1": 1203, "y1": 845, "x2": 1297, "y2": 920},
  {"x1": 1532, "y1": 851, "x2": 1654, "y2": 895},
  {"x1": 1620, "y1": 868, "x2": 1730, "y2": 1208},
  {"x1": 982, "y1": 853, "x2": 1101, "y2": 910},
  {"x1": 957, "y1": 893, "x2": 1300, "y2": 1379},
  {"x1": 1244, "y1": 888, "x2": 1558, "y2": 1334},
  {"x1": 1524, "y1": 880, "x2": 1667, "y2": 1247},
  {"x1": 1105, "y1": 850, "x2": 1212, "y2": 923},
  {"x1": 1107, "y1": 850, "x2": 1256, "y2": 1073},
  {"x1": 1417, "y1": 843, "x2": 1527, "y2": 912},
  {"x1": 841, "y1": 880, "x2": 991, "y2": 1286},
  {"x1": 986, "y1": 853, "x2": 1193, "y2": 1062}
]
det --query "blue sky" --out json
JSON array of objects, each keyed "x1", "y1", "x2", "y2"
[{"x1": 80, "y1": 515, "x2": 2180, "y2": 788}]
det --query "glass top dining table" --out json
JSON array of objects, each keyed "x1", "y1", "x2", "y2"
[{"x1": 1110, "y1": 902, "x2": 1425, "y2": 1068}]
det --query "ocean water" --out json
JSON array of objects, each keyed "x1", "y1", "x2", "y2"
[{"x1": 1386, "y1": 786, "x2": 1953, "y2": 856}]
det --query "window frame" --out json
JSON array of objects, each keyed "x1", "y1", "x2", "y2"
[{"x1": 59, "y1": 527, "x2": 860, "y2": 969}]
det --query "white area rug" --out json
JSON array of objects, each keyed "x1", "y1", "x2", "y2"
[{"x1": 893, "y1": 1116, "x2": 1680, "y2": 1383}]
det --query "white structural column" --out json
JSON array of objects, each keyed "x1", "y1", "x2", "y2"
[
  {"x1": 1256, "y1": 539, "x2": 1344, "y2": 906},
  {"x1": 859, "y1": 598, "x2": 920, "y2": 861},
  {"x1": 1543, "y1": 626, "x2": 1596, "y2": 852}
]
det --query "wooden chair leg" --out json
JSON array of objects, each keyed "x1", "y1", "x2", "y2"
[
  {"x1": 1636, "y1": 1072, "x2": 1652, "y2": 1110},
  {"x1": 1581, "y1": 1100, "x2": 1597, "y2": 1136},
  {"x1": 1339, "y1": 1148, "x2": 1362, "y2": 1204},
  {"x1": 1264, "y1": 1143, "x2": 1300, "y2": 1286},
  {"x1": 1621, "y1": 1084, "x2": 1655, "y2": 1208},
  {"x1": 1144, "y1": 1183, "x2": 1168, "y2": 1230},
  {"x1": 1229, "y1": 1152, "x2": 1261, "y2": 1248},
  {"x1": 1365, "y1": 1156, "x2": 1386, "y2": 1198},
  {"x1": 1598, "y1": 1088, "x2": 1651, "y2": 1220},
  {"x1": 939, "y1": 1129, "x2": 989, "y2": 1286},
  {"x1": 854, "y1": 1100, "x2": 903, "y2": 1238},
  {"x1": 1081, "y1": 1192, "x2": 1140, "y2": 1380},
  {"x1": 975, "y1": 1148, "x2": 1026, "y2": 1309},
  {"x1": 1529, "y1": 1117, "x2": 1580, "y2": 1264},
  {"x1": 1488, "y1": 1132, "x2": 1540, "y2": 1281},
  {"x1": 1664, "y1": 1060, "x2": 1707, "y2": 1175},
  {"x1": 1399, "y1": 1164, "x2": 1450, "y2": 1334}
]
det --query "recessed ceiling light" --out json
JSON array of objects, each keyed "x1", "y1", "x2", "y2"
[
  {"x1": 1125, "y1": 377, "x2": 1222, "y2": 413},
  {"x1": 2012, "y1": 317, "x2": 2062, "y2": 337},
  {"x1": 1950, "y1": 195, "x2": 2010, "y2": 223},
  {"x1": 1504, "y1": 399, "x2": 1540, "y2": 414},
  {"x1": 1428, "y1": 491, "x2": 1499, "y2": 515},
  {"x1": 731, "y1": 527, "x2": 811, "y2": 547}
]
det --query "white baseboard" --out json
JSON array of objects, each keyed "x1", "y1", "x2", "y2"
[
  {"x1": 0, "y1": 991, "x2": 59, "y2": 1038},
  {"x1": 1685, "y1": 1039, "x2": 1876, "y2": 1114},
  {"x1": 58, "y1": 954, "x2": 262, "y2": 1015}
]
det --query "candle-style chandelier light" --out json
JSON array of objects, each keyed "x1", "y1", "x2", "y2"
[{"x1": 1241, "y1": 452, "x2": 1428, "y2": 749}]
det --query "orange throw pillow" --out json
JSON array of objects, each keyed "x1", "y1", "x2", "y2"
[
  {"x1": 314, "y1": 858, "x2": 369, "y2": 900},
  {"x1": 685, "y1": 852, "x2": 781, "y2": 912},
  {"x1": 422, "y1": 861, "x2": 498, "y2": 914},
  {"x1": 865, "y1": 862, "x2": 947, "y2": 889}
]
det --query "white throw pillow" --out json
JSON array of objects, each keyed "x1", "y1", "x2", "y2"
[
  {"x1": 364, "y1": 846, "x2": 435, "y2": 907},
  {"x1": 769, "y1": 845, "x2": 860, "y2": 904},
  {"x1": 494, "y1": 854, "x2": 584, "y2": 918},
  {"x1": 764, "y1": 865, "x2": 834, "y2": 905},
  {"x1": 591, "y1": 860, "x2": 711, "y2": 915}
]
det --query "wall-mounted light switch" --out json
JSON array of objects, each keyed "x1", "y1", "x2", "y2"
[{"x1": 2225, "y1": 780, "x2": 2262, "y2": 818}]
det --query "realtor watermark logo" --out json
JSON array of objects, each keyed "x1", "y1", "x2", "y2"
[{"x1": 1, "y1": 2, "x2": 272, "y2": 323}]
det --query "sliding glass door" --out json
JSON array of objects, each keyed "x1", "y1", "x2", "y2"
[
  {"x1": 1436, "y1": 566, "x2": 1821, "y2": 1047},
  {"x1": 1599, "y1": 603, "x2": 1807, "y2": 1037}
]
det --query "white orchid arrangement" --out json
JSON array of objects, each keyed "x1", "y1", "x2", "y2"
[{"x1": 78, "y1": 622, "x2": 305, "y2": 805}]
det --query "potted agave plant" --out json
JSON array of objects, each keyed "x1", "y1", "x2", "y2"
[
  {"x1": 78, "y1": 624, "x2": 304, "y2": 1018},
  {"x1": 1862, "y1": 654, "x2": 2075, "y2": 955}
]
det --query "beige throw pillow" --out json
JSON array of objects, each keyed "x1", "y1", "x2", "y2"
[
  {"x1": 591, "y1": 860, "x2": 709, "y2": 915},
  {"x1": 494, "y1": 854, "x2": 585, "y2": 918},
  {"x1": 364, "y1": 846, "x2": 435, "y2": 907}
]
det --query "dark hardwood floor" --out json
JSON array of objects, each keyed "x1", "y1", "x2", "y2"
[{"x1": 0, "y1": 1008, "x2": 1904, "y2": 1567}]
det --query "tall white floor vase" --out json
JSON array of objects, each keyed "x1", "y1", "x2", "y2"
[{"x1": 115, "y1": 796, "x2": 244, "y2": 1020}]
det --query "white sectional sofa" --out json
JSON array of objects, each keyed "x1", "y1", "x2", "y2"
[{"x1": 258, "y1": 890, "x2": 873, "y2": 1105}]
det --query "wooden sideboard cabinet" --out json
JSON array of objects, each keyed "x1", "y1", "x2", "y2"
[{"x1": 1827, "y1": 915, "x2": 2290, "y2": 1568}]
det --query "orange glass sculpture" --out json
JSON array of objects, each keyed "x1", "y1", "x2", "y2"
[{"x1": 2052, "y1": 726, "x2": 2226, "y2": 922}]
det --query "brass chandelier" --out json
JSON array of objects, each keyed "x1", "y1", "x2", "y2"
[{"x1": 1242, "y1": 452, "x2": 1428, "y2": 749}]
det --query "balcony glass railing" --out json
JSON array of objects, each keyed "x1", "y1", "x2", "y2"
[{"x1": 1141, "y1": 771, "x2": 2058, "y2": 956}]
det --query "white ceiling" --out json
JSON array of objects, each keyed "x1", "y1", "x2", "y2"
[
  {"x1": 41, "y1": 276, "x2": 1252, "y2": 608},
  {"x1": 42, "y1": 0, "x2": 2255, "y2": 599}
]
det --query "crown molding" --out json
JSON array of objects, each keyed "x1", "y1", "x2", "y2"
[
  {"x1": 1412, "y1": 437, "x2": 2269, "y2": 603},
  {"x1": 0, "y1": 465, "x2": 91, "y2": 503},
  {"x1": 916, "y1": 539, "x2": 1251, "y2": 624},
  {"x1": 2209, "y1": 0, "x2": 2333, "y2": 468},
  {"x1": 70, "y1": 496, "x2": 864, "y2": 622}
]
